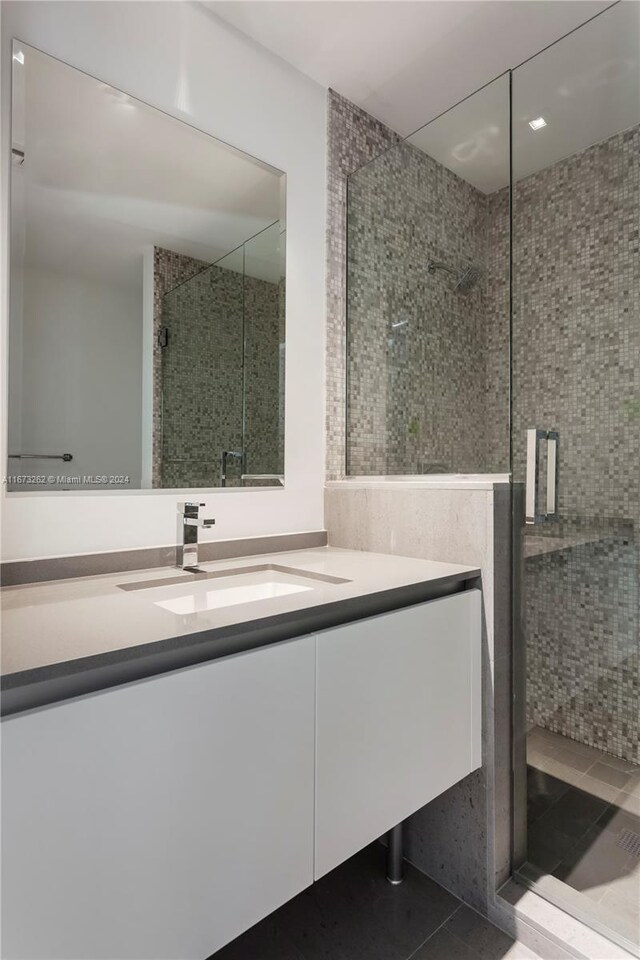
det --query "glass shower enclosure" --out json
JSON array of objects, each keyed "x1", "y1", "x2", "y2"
[
  {"x1": 345, "y1": 3, "x2": 639, "y2": 952},
  {"x1": 511, "y1": 5, "x2": 640, "y2": 953},
  {"x1": 160, "y1": 222, "x2": 285, "y2": 488}
]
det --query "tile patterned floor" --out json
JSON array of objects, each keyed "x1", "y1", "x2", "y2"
[
  {"x1": 210, "y1": 844, "x2": 543, "y2": 960},
  {"x1": 527, "y1": 726, "x2": 640, "y2": 948}
]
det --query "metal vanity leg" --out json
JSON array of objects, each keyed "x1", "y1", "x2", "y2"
[{"x1": 386, "y1": 822, "x2": 404, "y2": 885}]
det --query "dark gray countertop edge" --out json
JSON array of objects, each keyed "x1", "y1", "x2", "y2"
[{"x1": 1, "y1": 569, "x2": 480, "y2": 717}]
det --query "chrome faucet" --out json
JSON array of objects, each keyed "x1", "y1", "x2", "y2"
[{"x1": 178, "y1": 502, "x2": 215, "y2": 571}]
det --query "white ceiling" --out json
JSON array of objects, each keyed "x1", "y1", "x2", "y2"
[
  {"x1": 206, "y1": 0, "x2": 612, "y2": 137},
  {"x1": 12, "y1": 43, "x2": 284, "y2": 289},
  {"x1": 208, "y1": 0, "x2": 638, "y2": 195},
  {"x1": 407, "y1": 75, "x2": 510, "y2": 193},
  {"x1": 510, "y1": 1, "x2": 639, "y2": 184},
  {"x1": 408, "y1": 0, "x2": 640, "y2": 192}
]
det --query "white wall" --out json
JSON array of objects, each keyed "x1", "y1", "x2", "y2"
[
  {"x1": 17, "y1": 265, "x2": 142, "y2": 489},
  {"x1": 0, "y1": 1, "x2": 326, "y2": 560}
]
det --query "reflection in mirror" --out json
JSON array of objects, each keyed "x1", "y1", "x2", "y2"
[
  {"x1": 159, "y1": 225, "x2": 285, "y2": 488},
  {"x1": 7, "y1": 42, "x2": 286, "y2": 491},
  {"x1": 242, "y1": 224, "x2": 286, "y2": 488}
]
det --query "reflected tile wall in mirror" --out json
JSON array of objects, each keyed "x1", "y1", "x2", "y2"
[
  {"x1": 157, "y1": 224, "x2": 286, "y2": 489},
  {"x1": 7, "y1": 41, "x2": 286, "y2": 491}
]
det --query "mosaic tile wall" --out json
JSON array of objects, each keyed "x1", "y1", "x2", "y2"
[
  {"x1": 160, "y1": 257, "x2": 244, "y2": 489},
  {"x1": 155, "y1": 248, "x2": 283, "y2": 489},
  {"x1": 509, "y1": 125, "x2": 640, "y2": 762},
  {"x1": 328, "y1": 91, "x2": 510, "y2": 477},
  {"x1": 484, "y1": 187, "x2": 511, "y2": 472},
  {"x1": 511, "y1": 125, "x2": 640, "y2": 520},
  {"x1": 525, "y1": 532, "x2": 638, "y2": 763},
  {"x1": 243, "y1": 274, "x2": 285, "y2": 478},
  {"x1": 153, "y1": 247, "x2": 206, "y2": 486},
  {"x1": 346, "y1": 140, "x2": 496, "y2": 475},
  {"x1": 325, "y1": 90, "x2": 400, "y2": 480}
]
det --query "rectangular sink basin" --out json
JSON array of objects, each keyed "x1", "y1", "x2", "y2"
[
  {"x1": 154, "y1": 573, "x2": 313, "y2": 615},
  {"x1": 118, "y1": 563, "x2": 350, "y2": 615}
]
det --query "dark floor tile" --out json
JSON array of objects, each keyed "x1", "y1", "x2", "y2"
[
  {"x1": 527, "y1": 766, "x2": 571, "y2": 825},
  {"x1": 261, "y1": 844, "x2": 460, "y2": 960},
  {"x1": 273, "y1": 887, "x2": 354, "y2": 960},
  {"x1": 549, "y1": 821, "x2": 640, "y2": 949},
  {"x1": 552, "y1": 824, "x2": 635, "y2": 895},
  {"x1": 526, "y1": 835, "x2": 564, "y2": 875},
  {"x1": 528, "y1": 786, "x2": 610, "y2": 864},
  {"x1": 411, "y1": 926, "x2": 480, "y2": 960},
  {"x1": 445, "y1": 905, "x2": 519, "y2": 959},
  {"x1": 210, "y1": 914, "x2": 306, "y2": 960}
]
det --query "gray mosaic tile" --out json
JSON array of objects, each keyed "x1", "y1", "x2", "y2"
[
  {"x1": 345, "y1": 139, "x2": 497, "y2": 475},
  {"x1": 153, "y1": 247, "x2": 206, "y2": 486},
  {"x1": 155, "y1": 247, "x2": 284, "y2": 488},
  {"x1": 512, "y1": 126, "x2": 640, "y2": 764},
  {"x1": 325, "y1": 90, "x2": 401, "y2": 480}
]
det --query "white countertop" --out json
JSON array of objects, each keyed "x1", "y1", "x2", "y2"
[{"x1": 1, "y1": 546, "x2": 478, "y2": 683}]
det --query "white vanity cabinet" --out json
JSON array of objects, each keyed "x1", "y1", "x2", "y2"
[
  {"x1": 1, "y1": 589, "x2": 481, "y2": 959},
  {"x1": 314, "y1": 590, "x2": 481, "y2": 879},
  {"x1": 1, "y1": 636, "x2": 316, "y2": 960}
]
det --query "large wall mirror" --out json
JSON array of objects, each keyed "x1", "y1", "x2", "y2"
[{"x1": 7, "y1": 41, "x2": 286, "y2": 492}]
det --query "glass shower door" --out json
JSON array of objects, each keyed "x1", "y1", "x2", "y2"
[
  {"x1": 511, "y1": 4, "x2": 640, "y2": 953},
  {"x1": 242, "y1": 222, "x2": 286, "y2": 486},
  {"x1": 159, "y1": 223, "x2": 286, "y2": 490},
  {"x1": 161, "y1": 246, "x2": 245, "y2": 489}
]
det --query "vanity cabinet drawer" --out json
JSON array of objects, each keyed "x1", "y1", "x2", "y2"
[
  {"x1": 1, "y1": 636, "x2": 316, "y2": 960},
  {"x1": 314, "y1": 590, "x2": 481, "y2": 880}
]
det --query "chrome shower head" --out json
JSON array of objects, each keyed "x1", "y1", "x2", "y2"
[
  {"x1": 454, "y1": 264, "x2": 484, "y2": 293},
  {"x1": 427, "y1": 258, "x2": 484, "y2": 294}
]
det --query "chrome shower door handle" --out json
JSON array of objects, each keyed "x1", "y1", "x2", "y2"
[
  {"x1": 525, "y1": 428, "x2": 559, "y2": 524},
  {"x1": 525, "y1": 429, "x2": 541, "y2": 524},
  {"x1": 546, "y1": 431, "x2": 559, "y2": 521}
]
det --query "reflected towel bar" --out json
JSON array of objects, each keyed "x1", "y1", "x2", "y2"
[{"x1": 8, "y1": 453, "x2": 73, "y2": 461}]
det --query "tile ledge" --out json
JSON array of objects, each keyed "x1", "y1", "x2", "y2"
[{"x1": 327, "y1": 474, "x2": 511, "y2": 490}]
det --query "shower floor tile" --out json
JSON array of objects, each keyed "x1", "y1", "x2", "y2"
[{"x1": 526, "y1": 727, "x2": 640, "y2": 950}]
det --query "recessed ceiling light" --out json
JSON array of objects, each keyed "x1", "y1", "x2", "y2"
[
  {"x1": 529, "y1": 117, "x2": 547, "y2": 131},
  {"x1": 12, "y1": 49, "x2": 24, "y2": 65}
]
